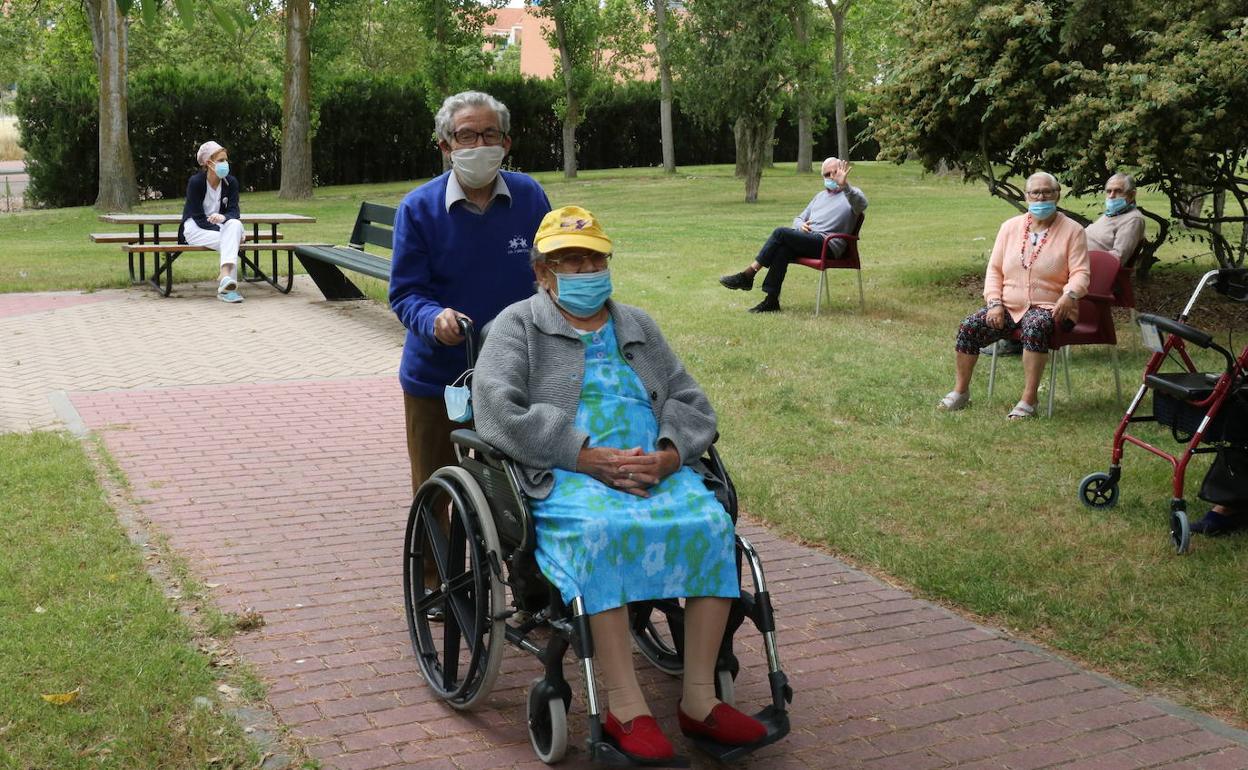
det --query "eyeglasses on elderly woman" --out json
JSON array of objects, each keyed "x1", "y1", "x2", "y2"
[{"x1": 544, "y1": 250, "x2": 612, "y2": 271}]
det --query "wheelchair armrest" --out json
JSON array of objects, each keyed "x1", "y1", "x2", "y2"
[{"x1": 450, "y1": 428, "x2": 506, "y2": 460}]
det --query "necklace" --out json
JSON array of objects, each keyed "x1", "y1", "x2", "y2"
[{"x1": 1020, "y1": 215, "x2": 1051, "y2": 269}]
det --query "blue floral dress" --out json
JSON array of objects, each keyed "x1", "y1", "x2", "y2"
[{"x1": 530, "y1": 319, "x2": 738, "y2": 615}]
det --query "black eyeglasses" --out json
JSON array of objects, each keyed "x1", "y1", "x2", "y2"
[
  {"x1": 545, "y1": 252, "x2": 612, "y2": 270},
  {"x1": 451, "y1": 128, "x2": 506, "y2": 146}
]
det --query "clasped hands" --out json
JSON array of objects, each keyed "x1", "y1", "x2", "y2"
[
  {"x1": 577, "y1": 444, "x2": 682, "y2": 498},
  {"x1": 985, "y1": 294, "x2": 1077, "y2": 331}
]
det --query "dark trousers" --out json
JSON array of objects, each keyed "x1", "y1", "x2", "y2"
[
  {"x1": 404, "y1": 393, "x2": 458, "y2": 583},
  {"x1": 755, "y1": 227, "x2": 840, "y2": 298}
]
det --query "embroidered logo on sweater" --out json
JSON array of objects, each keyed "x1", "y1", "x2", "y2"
[{"x1": 508, "y1": 236, "x2": 530, "y2": 254}]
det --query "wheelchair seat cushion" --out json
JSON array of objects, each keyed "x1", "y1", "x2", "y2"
[{"x1": 530, "y1": 320, "x2": 739, "y2": 615}]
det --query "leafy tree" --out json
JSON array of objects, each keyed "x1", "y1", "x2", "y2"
[
  {"x1": 312, "y1": 0, "x2": 430, "y2": 78},
  {"x1": 86, "y1": 0, "x2": 138, "y2": 210},
  {"x1": 675, "y1": 0, "x2": 798, "y2": 202}
]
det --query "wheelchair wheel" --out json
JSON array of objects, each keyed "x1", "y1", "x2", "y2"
[
  {"x1": 628, "y1": 600, "x2": 684, "y2": 676},
  {"x1": 1170, "y1": 510, "x2": 1191, "y2": 555},
  {"x1": 403, "y1": 466, "x2": 506, "y2": 710},
  {"x1": 1078, "y1": 472, "x2": 1119, "y2": 509},
  {"x1": 526, "y1": 678, "x2": 569, "y2": 764}
]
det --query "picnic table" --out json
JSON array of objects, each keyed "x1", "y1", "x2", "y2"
[{"x1": 93, "y1": 213, "x2": 325, "y2": 296}]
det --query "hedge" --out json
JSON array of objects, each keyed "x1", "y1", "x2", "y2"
[{"x1": 16, "y1": 69, "x2": 877, "y2": 208}]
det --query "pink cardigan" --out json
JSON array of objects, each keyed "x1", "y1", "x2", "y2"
[{"x1": 984, "y1": 212, "x2": 1090, "y2": 322}]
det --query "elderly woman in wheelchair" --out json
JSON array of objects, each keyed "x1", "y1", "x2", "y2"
[{"x1": 402, "y1": 205, "x2": 790, "y2": 766}]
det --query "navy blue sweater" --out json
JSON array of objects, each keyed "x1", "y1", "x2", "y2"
[
  {"x1": 178, "y1": 171, "x2": 241, "y2": 244},
  {"x1": 389, "y1": 170, "x2": 551, "y2": 397}
]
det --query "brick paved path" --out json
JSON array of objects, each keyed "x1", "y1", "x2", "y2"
[{"x1": 6, "y1": 286, "x2": 1248, "y2": 769}]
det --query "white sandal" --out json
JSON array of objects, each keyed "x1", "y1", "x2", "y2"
[
  {"x1": 937, "y1": 391, "x2": 970, "y2": 411},
  {"x1": 1007, "y1": 401, "x2": 1036, "y2": 420}
]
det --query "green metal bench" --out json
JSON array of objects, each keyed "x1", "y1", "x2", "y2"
[{"x1": 294, "y1": 202, "x2": 396, "y2": 300}]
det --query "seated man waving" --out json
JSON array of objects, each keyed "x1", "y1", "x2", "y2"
[{"x1": 718, "y1": 156, "x2": 867, "y2": 313}]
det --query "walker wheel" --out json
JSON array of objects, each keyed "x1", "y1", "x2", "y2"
[
  {"x1": 527, "y1": 678, "x2": 569, "y2": 764},
  {"x1": 1078, "y1": 472, "x2": 1119, "y2": 509},
  {"x1": 1171, "y1": 510, "x2": 1191, "y2": 555}
]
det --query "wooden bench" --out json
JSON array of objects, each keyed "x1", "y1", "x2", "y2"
[
  {"x1": 294, "y1": 202, "x2": 395, "y2": 301},
  {"x1": 95, "y1": 213, "x2": 321, "y2": 297},
  {"x1": 123, "y1": 241, "x2": 330, "y2": 297}
]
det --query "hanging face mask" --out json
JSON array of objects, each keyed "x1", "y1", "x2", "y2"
[
  {"x1": 214, "y1": 161, "x2": 230, "y2": 179},
  {"x1": 553, "y1": 269, "x2": 613, "y2": 318},
  {"x1": 450, "y1": 145, "x2": 506, "y2": 190},
  {"x1": 824, "y1": 178, "x2": 840, "y2": 192},
  {"x1": 1028, "y1": 201, "x2": 1057, "y2": 219},
  {"x1": 1105, "y1": 197, "x2": 1129, "y2": 216},
  {"x1": 444, "y1": 369, "x2": 473, "y2": 423}
]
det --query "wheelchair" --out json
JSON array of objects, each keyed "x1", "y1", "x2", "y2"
[{"x1": 401, "y1": 326, "x2": 792, "y2": 766}]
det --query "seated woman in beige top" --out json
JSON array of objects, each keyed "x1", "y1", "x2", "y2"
[{"x1": 938, "y1": 172, "x2": 1090, "y2": 419}]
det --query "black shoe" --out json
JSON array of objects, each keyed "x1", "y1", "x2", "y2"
[
  {"x1": 748, "y1": 296, "x2": 781, "y2": 313},
  {"x1": 1190, "y1": 509, "x2": 1247, "y2": 536},
  {"x1": 719, "y1": 271, "x2": 755, "y2": 291}
]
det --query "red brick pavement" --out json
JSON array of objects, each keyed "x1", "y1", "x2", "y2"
[
  {"x1": 70, "y1": 377, "x2": 1248, "y2": 770},
  {"x1": 0, "y1": 290, "x2": 114, "y2": 319}
]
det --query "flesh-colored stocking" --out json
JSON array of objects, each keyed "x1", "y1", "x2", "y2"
[
  {"x1": 680, "y1": 597, "x2": 731, "y2": 720},
  {"x1": 590, "y1": 607, "x2": 650, "y2": 723}
]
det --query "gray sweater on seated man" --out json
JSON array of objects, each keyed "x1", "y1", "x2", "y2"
[
  {"x1": 794, "y1": 185, "x2": 868, "y2": 237},
  {"x1": 1085, "y1": 206, "x2": 1145, "y2": 262}
]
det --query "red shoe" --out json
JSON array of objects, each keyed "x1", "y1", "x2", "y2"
[
  {"x1": 603, "y1": 711, "x2": 675, "y2": 761},
  {"x1": 678, "y1": 702, "x2": 767, "y2": 746}
]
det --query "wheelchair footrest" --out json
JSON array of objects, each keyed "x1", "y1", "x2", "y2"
[
  {"x1": 589, "y1": 740, "x2": 691, "y2": 767},
  {"x1": 686, "y1": 705, "x2": 790, "y2": 762}
]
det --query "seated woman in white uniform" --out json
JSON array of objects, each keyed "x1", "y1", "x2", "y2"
[{"x1": 179, "y1": 140, "x2": 246, "y2": 303}]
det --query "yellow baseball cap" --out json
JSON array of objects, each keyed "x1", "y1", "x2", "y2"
[{"x1": 534, "y1": 205, "x2": 613, "y2": 255}]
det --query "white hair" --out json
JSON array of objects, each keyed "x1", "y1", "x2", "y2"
[
  {"x1": 434, "y1": 91, "x2": 511, "y2": 143},
  {"x1": 1027, "y1": 171, "x2": 1060, "y2": 191},
  {"x1": 1108, "y1": 172, "x2": 1136, "y2": 193}
]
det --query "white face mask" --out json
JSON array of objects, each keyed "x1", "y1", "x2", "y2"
[{"x1": 450, "y1": 145, "x2": 506, "y2": 190}]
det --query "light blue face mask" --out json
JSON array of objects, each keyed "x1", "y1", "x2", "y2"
[
  {"x1": 553, "y1": 269, "x2": 613, "y2": 318},
  {"x1": 214, "y1": 161, "x2": 230, "y2": 178},
  {"x1": 443, "y1": 370, "x2": 473, "y2": 423},
  {"x1": 1028, "y1": 201, "x2": 1057, "y2": 219},
  {"x1": 1105, "y1": 197, "x2": 1130, "y2": 216},
  {"x1": 824, "y1": 178, "x2": 840, "y2": 192}
]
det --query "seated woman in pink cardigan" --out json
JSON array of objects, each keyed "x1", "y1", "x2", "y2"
[{"x1": 938, "y1": 172, "x2": 1090, "y2": 419}]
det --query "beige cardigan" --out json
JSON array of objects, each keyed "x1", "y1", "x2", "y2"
[{"x1": 984, "y1": 212, "x2": 1090, "y2": 322}]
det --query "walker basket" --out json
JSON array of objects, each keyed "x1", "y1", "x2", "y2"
[{"x1": 1153, "y1": 389, "x2": 1248, "y2": 445}]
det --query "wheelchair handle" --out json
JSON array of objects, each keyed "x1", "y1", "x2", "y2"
[{"x1": 457, "y1": 317, "x2": 477, "y2": 368}]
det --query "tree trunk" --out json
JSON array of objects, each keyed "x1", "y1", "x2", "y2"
[
  {"x1": 280, "y1": 0, "x2": 313, "y2": 199},
  {"x1": 553, "y1": 11, "x2": 578, "y2": 179},
  {"x1": 733, "y1": 118, "x2": 747, "y2": 178},
  {"x1": 653, "y1": 0, "x2": 675, "y2": 173},
  {"x1": 85, "y1": 0, "x2": 137, "y2": 211},
  {"x1": 765, "y1": 122, "x2": 775, "y2": 168},
  {"x1": 828, "y1": 0, "x2": 851, "y2": 160},
  {"x1": 793, "y1": 4, "x2": 812, "y2": 173},
  {"x1": 738, "y1": 117, "x2": 770, "y2": 203}
]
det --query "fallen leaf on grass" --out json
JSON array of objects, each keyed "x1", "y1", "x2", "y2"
[
  {"x1": 34, "y1": 605, "x2": 46, "y2": 614},
  {"x1": 216, "y1": 684, "x2": 241, "y2": 701},
  {"x1": 41, "y1": 687, "x2": 81, "y2": 705}
]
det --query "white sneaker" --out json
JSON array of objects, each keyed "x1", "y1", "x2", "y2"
[{"x1": 218, "y1": 275, "x2": 237, "y2": 293}]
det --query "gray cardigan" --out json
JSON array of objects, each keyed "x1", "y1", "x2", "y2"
[{"x1": 471, "y1": 291, "x2": 718, "y2": 498}]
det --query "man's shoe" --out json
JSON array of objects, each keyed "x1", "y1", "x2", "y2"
[
  {"x1": 603, "y1": 712, "x2": 675, "y2": 761},
  {"x1": 1190, "y1": 509, "x2": 1247, "y2": 536},
  {"x1": 678, "y1": 702, "x2": 767, "y2": 746},
  {"x1": 423, "y1": 587, "x2": 445, "y2": 622},
  {"x1": 748, "y1": 295, "x2": 781, "y2": 313},
  {"x1": 719, "y1": 271, "x2": 755, "y2": 291}
]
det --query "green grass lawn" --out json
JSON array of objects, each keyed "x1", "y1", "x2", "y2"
[
  {"x1": 2, "y1": 162, "x2": 1246, "y2": 730},
  {"x1": 0, "y1": 433, "x2": 260, "y2": 770}
]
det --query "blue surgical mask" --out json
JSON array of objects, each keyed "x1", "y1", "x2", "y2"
[
  {"x1": 553, "y1": 269, "x2": 612, "y2": 318},
  {"x1": 1028, "y1": 201, "x2": 1057, "y2": 219},
  {"x1": 824, "y1": 179, "x2": 840, "y2": 192},
  {"x1": 214, "y1": 161, "x2": 230, "y2": 178},
  {"x1": 443, "y1": 371, "x2": 473, "y2": 423},
  {"x1": 1105, "y1": 197, "x2": 1129, "y2": 216}
]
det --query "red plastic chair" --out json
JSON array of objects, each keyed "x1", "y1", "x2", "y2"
[
  {"x1": 793, "y1": 213, "x2": 865, "y2": 315},
  {"x1": 987, "y1": 249, "x2": 1122, "y2": 416}
]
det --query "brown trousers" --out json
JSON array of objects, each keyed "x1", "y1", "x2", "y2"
[{"x1": 404, "y1": 394, "x2": 458, "y2": 583}]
